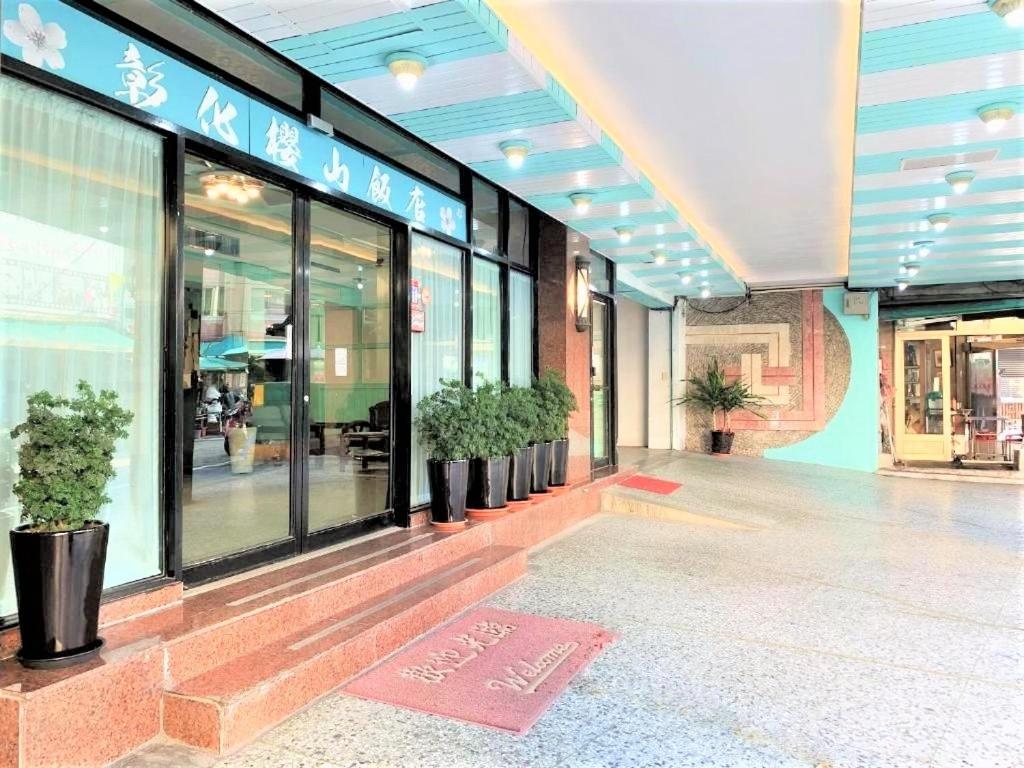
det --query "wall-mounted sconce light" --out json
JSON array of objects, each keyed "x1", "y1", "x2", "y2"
[{"x1": 574, "y1": 251, "x2": 592, "y2": 332}]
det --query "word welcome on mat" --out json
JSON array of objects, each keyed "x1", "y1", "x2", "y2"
[{"x1": 343, "y1": 607, "x2": 616, "y2": 734}]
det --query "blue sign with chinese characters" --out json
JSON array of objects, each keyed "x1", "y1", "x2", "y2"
[{"x1": 1, "y1": 0, "x2": 467, "y2": 241}]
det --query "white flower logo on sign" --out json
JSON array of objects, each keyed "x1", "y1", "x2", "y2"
[
  {"x1": 322, "y1": 147, "x2": 350, "y2": 193},
  {"x1": 115, "y1": 43, "x2": 167, "y2": 108},
  {"x1": 196, "y1": 86, "x2": 240, "y2": 146},
  {"x1": 3, "y1": 3, "x2": 67, "y2": 70},
  {"x1": 406, "y1": 185, "x2": 426, "y2": 225},
  {"x1": 265, "y1": 116, "x2": 301, "y2": 171},
  {"x1": 439, "y1": 207, "x2": 456, "y2": 237},
  {"x1": 368, "y1": 165, "x2": 392, "y2": 210}
]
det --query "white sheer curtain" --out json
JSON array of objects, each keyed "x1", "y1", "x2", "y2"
[
  {"x1": 471, "y1": 257, "x2": 500, "y2": 386},
  {"x1": 410, "y1": 235, "x2": 464, "y2": 506},
  {"x1": 509, "y1": 270, "x2": 534, "y2": 386},
  {"x1": 0, "y1": 77, "x2": 163, "y2": 615}
]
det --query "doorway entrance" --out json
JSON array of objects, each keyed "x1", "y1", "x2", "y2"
[
  {"x1": 591, "y1": 295, "x2": 616, "y2": 470},
  {"x1": 180, "y1": 154, "x2": 394, "y2": 579},
  {"x1": 894, "y1": 331, "x2": 951, "y2": 462}
]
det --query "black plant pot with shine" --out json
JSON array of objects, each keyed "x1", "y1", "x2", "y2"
[
  {"x1": 468, "y1": 456, "x2": 510, "y2": 509},
  {"x1": 427, "y1": 459, "x2": 469, "y2": 526},
  {"x1": 530, "y1": 441, "x2": 553, "y2": 493},
  {"x1": 10, "y1": 521, "x2": 109, "y2": 669},
  {"x1": 507, "y1": 446, "x2": 534, "y2": 501},
  {"x1": 549, "y1": 438, "x2": 570, "y2": 486},
  {"x1": 710, "y1": 431, "x2": 735, "y2": 454}
]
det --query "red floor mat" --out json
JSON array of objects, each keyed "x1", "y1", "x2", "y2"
[
  {"x1": 618, "y1": 474, "x2": 682, "y2": 495},
  {"x1": 343, "y1": 607, "x2": 616, "y2": 734}
]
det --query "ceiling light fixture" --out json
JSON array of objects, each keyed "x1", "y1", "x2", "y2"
[
  {"x1": 680, "y1": 273, "x2": 692, "y2": 285},
  {"x1": 569, "y1": 192, "x2": 593, "y2": 215},
  {"x1": 904, "y1": 262, "x2": 920, "y2": 278},
  {"x1": 356, "y1": 278, "x2": 365, "y2": 291},
  {"x1": 680, "y1": 258, "x2": 692, "y2": 268},
  {"x1": 200, "y1": 172, "x2": 264, "y2": 204},
  {"x1": 977, "y1": 102, "x2": 1016, "y2": 132},
  {"x1": 652, "y1": 250, "x2": 667, "y2": 265},
  {"x1": 945, "y1": 170, "x2": 975, "y2": 195},
  {"x1": 499, "y1": 139, "x2": 531, "y2": 169},
  {"x1": 988, "y1": 0, "x2": 1024, "y2": 27},
  {"x1": 614, "y1": 225, "x2": 635, "y2": 244},
  {"x1": 927, "y1": 212, "x2": 952, "y2": 232},
  {"x1": 895, "y1": 278, "x2": 910, "y2": 292},
  {"x1": 913, "y1": 240, "x2": 934, "y2": 258},
  {"x1": 98, "y1": 225, "x2": 109, "y2": 234},
  {"x1": 386, "y1": 51, "x2": 427, "y2": 91},
  {"x1": 700, "y1": 287, "x2": 712, "y2": 299}
]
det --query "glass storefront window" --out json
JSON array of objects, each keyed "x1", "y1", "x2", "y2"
[
  {"x1": 591, "y1": 253, "x2": 612, "y2": 293},
  {"x1": 0, "y1": 77, "x2": 163, "y2": 614},
  {"x1": 181, "y1": 153, "x2": 294, "y2": 565},
  {"x1": 472, "y1": 179, "x2": 500, "y2": 254},
  {"x1": 472, "y1": 258, "x2": 501, "y2": 385},
  {"x1": 308, "y1": 204, "x2": 392, "y2": 531},
  {"x1": 508, "y1": 198, "x2": 530, "y2": 267},
  {"x1": 903, "y1": 339, "x2": 945, "y2": 435},
  {"x1": 410, "y1": 236, "x2": 464, "y2": 506},
  {"x1": 509, "y1": 271, "x2": 534, "y2": 386}
]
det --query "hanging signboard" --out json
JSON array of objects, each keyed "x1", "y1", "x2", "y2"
[{"x1": 1, "y1": 0, "x2": 468, "y2": 242}]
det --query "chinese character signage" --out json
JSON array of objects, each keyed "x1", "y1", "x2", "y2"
[{"x1": 1, "y1": 0, "x2": 468, "y2": 242}]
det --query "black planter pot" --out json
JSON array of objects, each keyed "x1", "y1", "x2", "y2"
[
  {"x1": 468, "y1": 456, "x2": 510, "y2": 509},
  {"x1": 530, "y1": 441, "x2": 553, "y2": 493},
  {"x1": 549, "y1": 438, "x2": 570, "y2": 486},
  {"x1": 10, "y1": 521, "x2": 109, "y2": 669},
  {"x1": 710, "y1": 430, "x2": 735, "y2": 455},
  {"x1": 507, "y1": 445, "x2": 534, "y2": 501},
  {"x1": 427, "y1": 458, "x2": 469, "y2": 528}
]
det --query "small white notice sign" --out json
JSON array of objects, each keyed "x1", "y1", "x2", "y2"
[{"x1": 334, "y1": 347, "x2": 348, "y2": 377}]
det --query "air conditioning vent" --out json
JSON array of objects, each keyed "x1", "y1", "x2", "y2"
[{"x1": 901, "y1": 149, "x2": 999, "y2": 171}]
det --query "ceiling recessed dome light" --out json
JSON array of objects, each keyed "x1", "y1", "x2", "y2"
[
  {"x1": 904, "y1": 262, "x2": 920, "y2": 278},
  {"x1": 652, "y1": 249, "x2": 667, "y2": 265},
  {"x1": 499, "y1": 139, "x2": 531, "y2": 169},
  {"x1": 614, "y1": 225, "x2": 635, "y2": 244},
  {"x1": 895, "y1": 278, "x2": 910, "y2": 292},
  {"x1": 680, "y1": 257, "x2": 692, "y2": 268},
  {"x1": 927, "y1": 212, "x2": 952, "y2": 232},
  {"x1": 988, "y1": 0, "x2": 1024, "y2": 27},
  {"x1": 700, "y1": 287, "x2": 712, "y2": 299},
  {"x1": 680, "y1": 273, "x2": 692, "y2": 285},
  {"x1": 977, "y1": 102, "x2": 1016, "y2": 132},
  {"x1": 386, "y1": 51, "x2": 427, "y2": 91},
  {"x1": 913, "y1": 240, "x2": 934, "y2": 258},
  {"x1": 945, "y1": 170, "x2": 975, "y2": 195},
  {"x1": 569, "y1": 192, "x2": 593, "y2": 215}
]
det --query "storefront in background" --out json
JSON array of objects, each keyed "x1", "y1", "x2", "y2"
[{"x1": 0, "y1": 0, "x2": 540, "y2": 617}]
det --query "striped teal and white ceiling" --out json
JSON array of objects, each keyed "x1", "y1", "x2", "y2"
[
  {"x1": 199, "y1": 0, "x2": 747, "y2": 304},
  {"x1": 849, "y1": 0, "x2": 1024, "y2": 289}
]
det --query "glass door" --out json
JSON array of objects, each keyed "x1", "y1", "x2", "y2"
[
  {"x1": 894, "y1": 331, "x2": 952, "y2": 462},
  {"x1": 306, "y1": 202, "x2": 393, "y2": 537},
  {"x1": 181, "y1": 154, "x2": 295, "y2": 568},
  {"x1": 591, "y1": 296, "x2": 614, "y2": 469}
]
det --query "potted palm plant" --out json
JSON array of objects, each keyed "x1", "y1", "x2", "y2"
[
  {"x1": 465, "y1": 381, "x2": 514, "y2": 515},
  {"x1": 674, "y1": 359, "x2": 764, "y2": 455},
  {"x1": 9, "y1": 381, "x2": 133, "y2": 668},
  {"x1": 502, "y1": 385, "x2": 540, "y2": 503},
  {"x1": 414, "y1": 380, "x2": 478, "y2": 530},
  {"x1": 534, "y1": 370, "x2": 578, "y2": 486}
]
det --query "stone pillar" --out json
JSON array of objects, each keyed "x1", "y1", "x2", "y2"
[{"x1": 537, "y1": 218, "x2": 592, "y2": 483}]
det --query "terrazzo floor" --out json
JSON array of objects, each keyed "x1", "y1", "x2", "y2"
[{"x1": 117, "y1": 451, "x2": 1023, "y2": 768}]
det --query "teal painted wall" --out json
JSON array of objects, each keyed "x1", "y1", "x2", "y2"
[{"x1": 764, "y1": 289, "x2": 879, "y2": 473}]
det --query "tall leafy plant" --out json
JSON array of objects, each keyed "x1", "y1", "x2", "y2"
[
  {"x1": 501, "y1": 385, "x2": 539, "y2": 451},
  {"x1": 10, "y1": 381, "x2": 134, "y2": 532},
  {"x1": 533, "y1": 370, "x2": 578, "y2": 442},
  {"x1": 473, "y1": 380, "x2": 525, "y2": 458},
  {"x1": 414, "y1": 380, "x2": 480, "y2": 461},
  {"x1": 673, "y1": 358, "x2": 764, "y2": 432}
]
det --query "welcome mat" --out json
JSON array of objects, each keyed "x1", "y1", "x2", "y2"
[
  {"x1": 343, "y1": 607, "x2": 616, "y2": 734},
  {"x1": 618, "y1": 474, "x2": 682, "y2": 495}
]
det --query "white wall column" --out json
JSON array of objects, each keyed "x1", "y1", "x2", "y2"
[{"x1": 647, "y1": 309, "x2": 673, "y2": 449}]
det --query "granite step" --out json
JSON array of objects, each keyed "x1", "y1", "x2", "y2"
[{"x1": 163, "y1": 545, "x2": 527, "y2": 754}]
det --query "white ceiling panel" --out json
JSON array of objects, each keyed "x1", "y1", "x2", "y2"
[
  {"x1": 433, "y1": 120, "x2": 600, "y2": 164},
  {"x1": 858, "y1": 52, "x2": 1024, "y2": 106},
  {"x1": 854, "y1": 158, "x2": 1024, "y2": 190},
  {"x1": 855, "y1": 120, "x2": 1023, "y2": 156},
  {"x1": 854, "y1": 189, "x2": 1024, "y2": 217},
  {"x1": 497, "y1": 166, "x2": 639, "y2": 197},
  {"x1": 852, "y1": 213, "x2": 1024, "y2": 237}
]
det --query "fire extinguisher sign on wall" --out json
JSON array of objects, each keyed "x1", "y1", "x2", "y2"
[{"x1": 410, "y1": 278, "x2": 426, "y2": 333}]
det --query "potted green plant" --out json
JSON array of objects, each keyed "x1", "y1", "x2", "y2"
[
  {"x1": 9, "y1": 381, "x2": 133, "y2": 668},
  {"x1": 414, "y1": 380, "x2": 478, "y2": 530},
  {"x1": 464, "y1": 380, "x2": 514, "y2": 514},
  {"x1": 534, "y1": 370, "x2": 578, "y2": 486},
  {"x1": 674, "y1": 359, "x2": 764, "y2": 455},
  {"x1": 502, "y1": 385, "x2": 540, "y2": 502}
]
